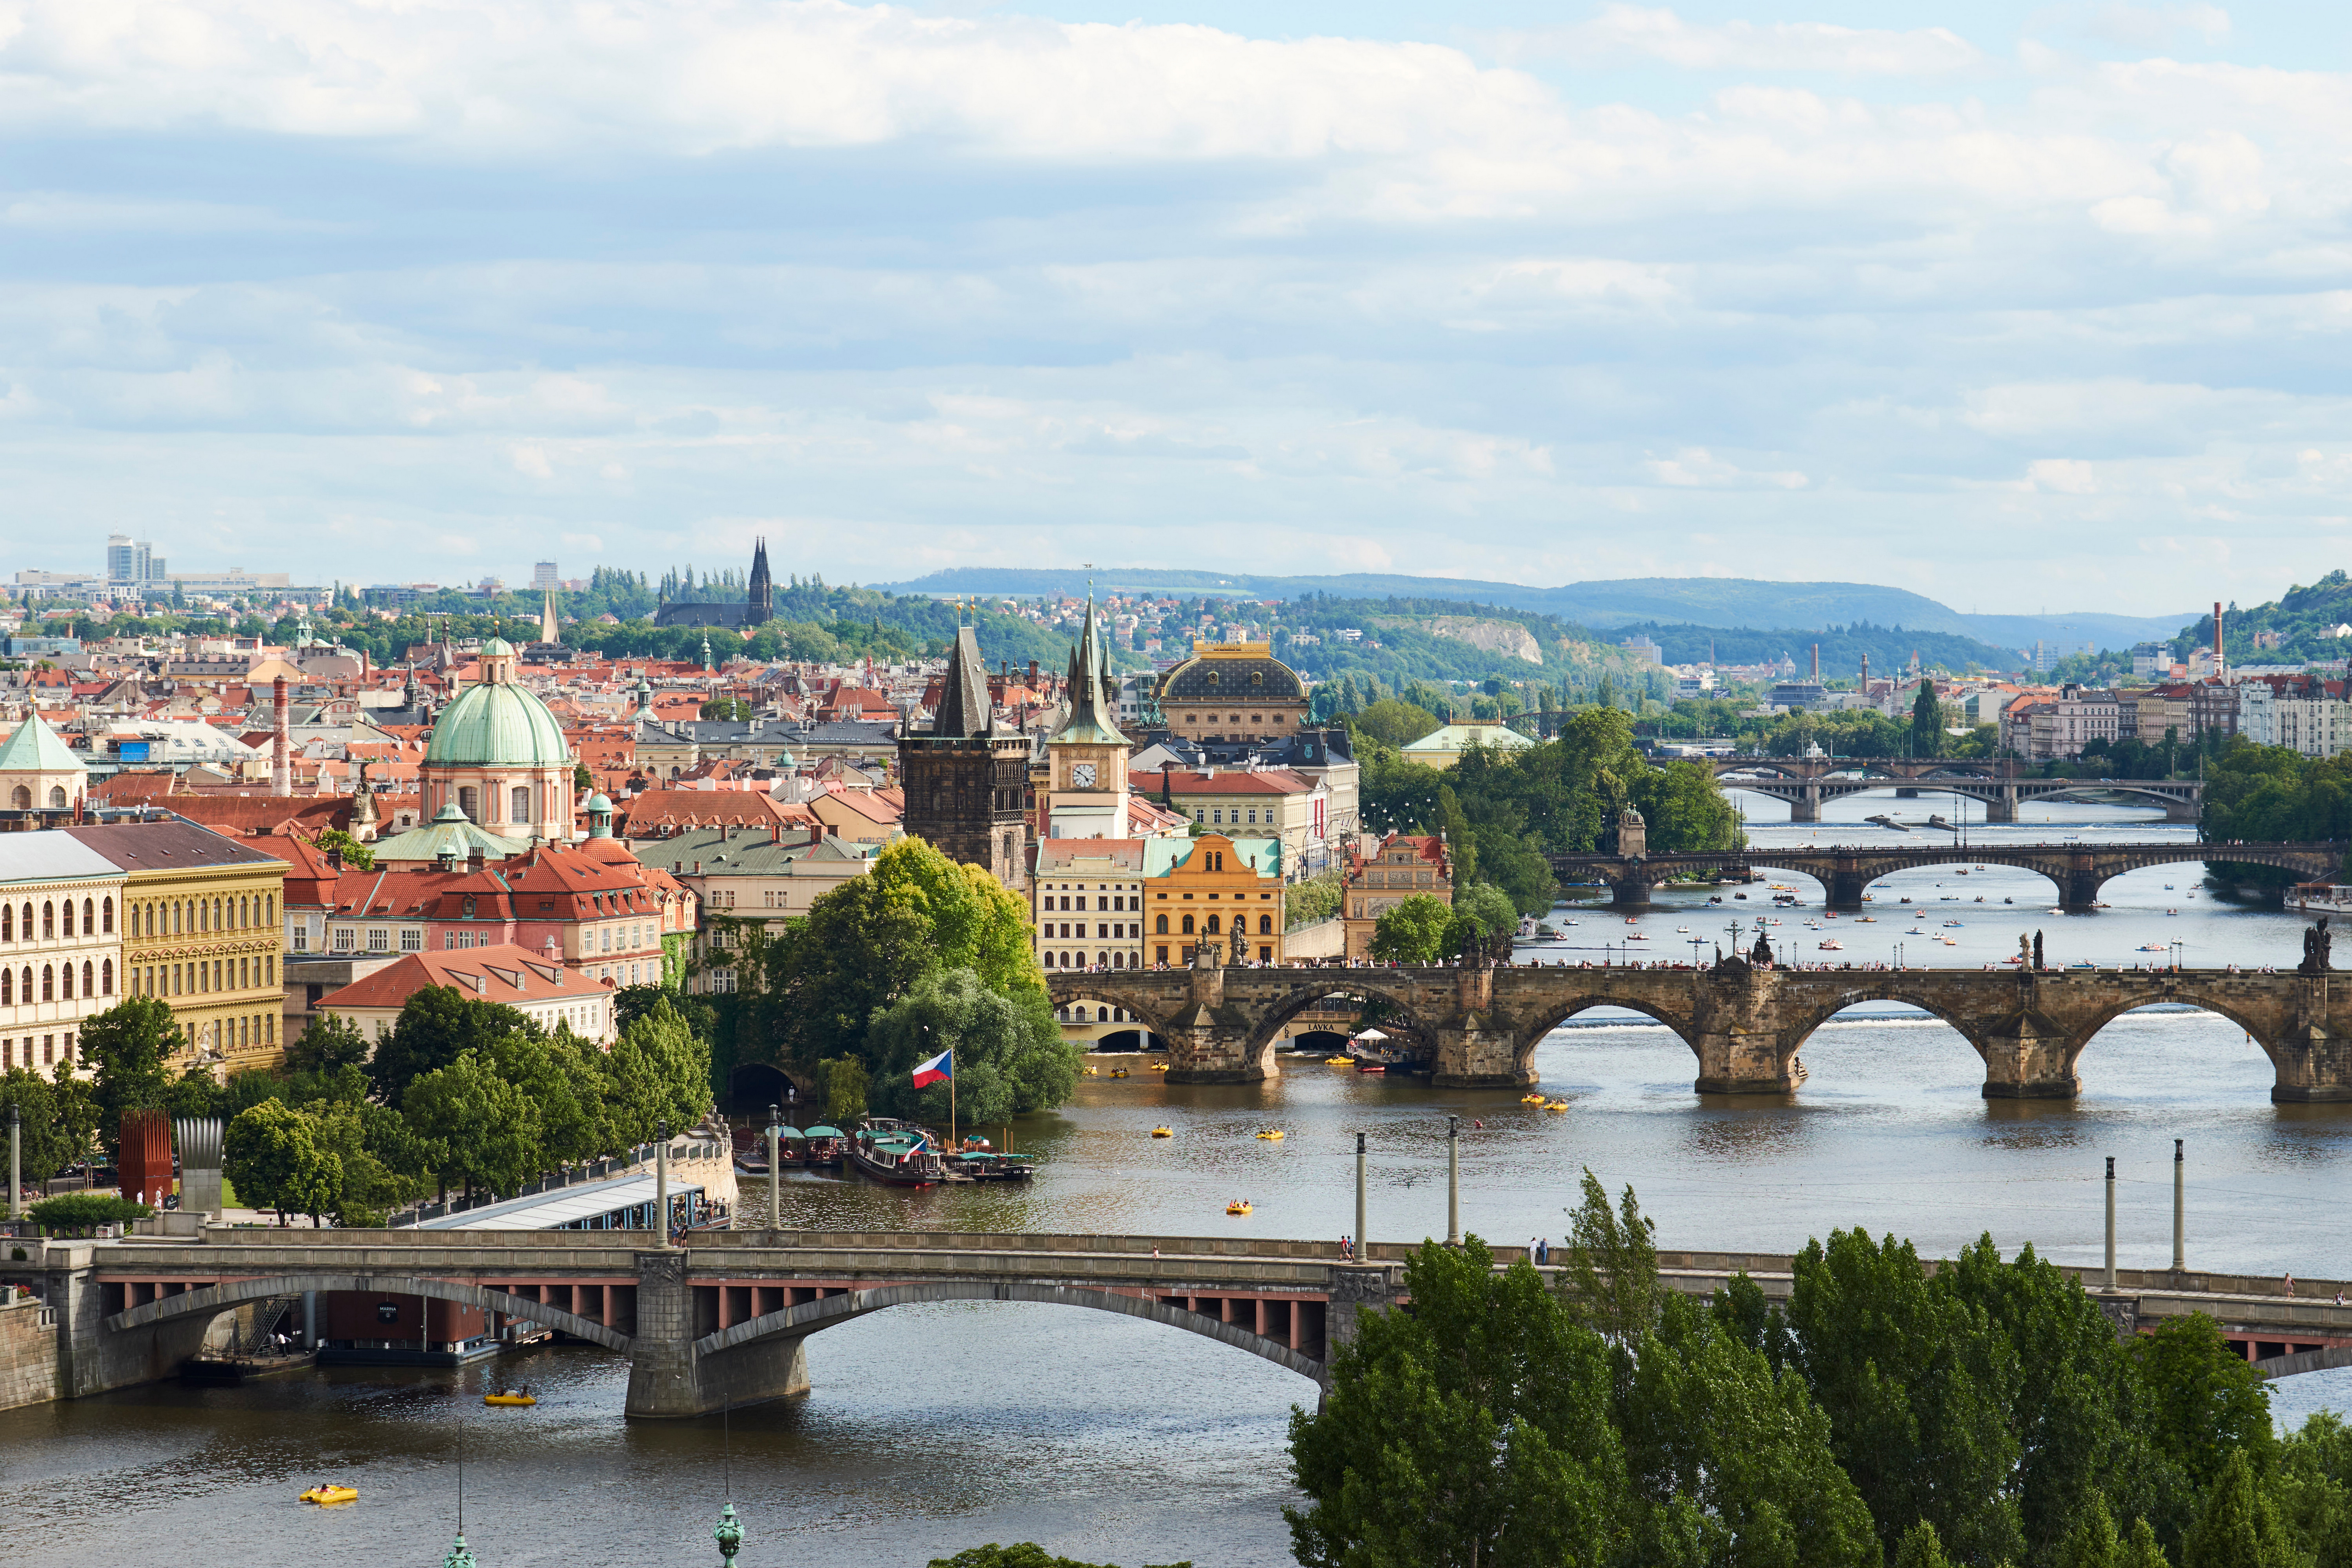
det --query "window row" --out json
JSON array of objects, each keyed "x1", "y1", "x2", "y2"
[
  {"x1": 1, "y1": 896, "x2": 113, "y2": 942},
  {"x1": 1154, "y1": 913, "x2": 1275, "y2": 935},
  {"x1": 0, "y1": 1030, "x2": 71, "y2": 1070},
  {"x1": 0, "y1": 960, "x2": 112, "y2": 1004},
  {"x1": 454, "y1": 782, "x2": 549, "y2": 825},
  {"x1": 128, "y1": 955, "x2": 275, "y2": 998},
  {"x1": 124, "y1": 892, "x2": 276, "y2": 939}
]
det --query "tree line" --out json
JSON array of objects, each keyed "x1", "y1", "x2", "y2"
[
  {"x1": 1291, "y1": 1172, "x2": 2346, "y2": 1568},
  {"x1": 0, "y1": 991, "x2": 711, "y2": 1225}
]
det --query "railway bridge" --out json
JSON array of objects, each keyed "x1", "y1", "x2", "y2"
[
  {"x1": 1542, "y1": 840, "x2": 2340, "y2": 911},
  {"x1": 11, "y1": 1228, "x2": 2352, "y2": 1417},
  {"x1": 1700, "y1": 757, "x2": 2202, "y2": 823},
  {"x1": 1047, "y1": 957, "x2": 2352, "y2": 1097}
]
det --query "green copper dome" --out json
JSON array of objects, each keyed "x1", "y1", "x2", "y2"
[{"x1": 424, "y1": 677, "x2": 571, "y2": 768}]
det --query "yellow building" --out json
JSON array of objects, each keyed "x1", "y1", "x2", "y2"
[
  {"x1": 1143, "y1": 832, "x2": 1286, "y2": 967},
  {"x1": 67, "y1": 821, "x2": 290, "y2": 1071}
]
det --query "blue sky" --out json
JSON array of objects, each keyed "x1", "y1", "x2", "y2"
[{"x1": 3, "y1": 0, "x2": 2348, "y2": 616}]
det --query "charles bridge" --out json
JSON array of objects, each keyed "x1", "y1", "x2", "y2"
[
  {"x1": 10, "y1": 1227, "x2": 2350, "y2": 1418},
  {"x1": 1698, "y1": 755, "x2": 2203, "y2": 823},
  {"x1": 1046, "y1": 955, "x2": 2352, "y2": 1098},
  {"x1": 1541, "y1": 839, "x2": 2340, "y2": 911}
]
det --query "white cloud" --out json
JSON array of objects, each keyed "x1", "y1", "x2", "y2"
[
  {"x1": 2027, "y1": 458, "x2": 2100, "y2": 492},
  {"x1": 1495, "y1": 6, "x2": 1983, "y2": 75},
  {"x1": 1645, "y1": 448, "x2": 1809, "y2": 488},
  {"x1": 509, "y1": 444, "x2": 553, "y2": 479}
]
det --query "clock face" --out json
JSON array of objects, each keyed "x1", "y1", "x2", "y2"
[{"x1": 1071, "y1": 762, "x2": 1097, "y2": 788}]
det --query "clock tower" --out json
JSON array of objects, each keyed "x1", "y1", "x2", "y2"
[{"x1": 1043, "y1": 593, "x2": 1132, "y2": 840}]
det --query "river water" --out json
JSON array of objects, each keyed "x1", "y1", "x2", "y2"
[{"x1": 2, "y1": 793, "x2": 2345, "y2": 1568}]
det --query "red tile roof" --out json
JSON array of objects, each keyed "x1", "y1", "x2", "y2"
[{"x1": 316, "y1": 945, "x2": 605, "y2": 1012}]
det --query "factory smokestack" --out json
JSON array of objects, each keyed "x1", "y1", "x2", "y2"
[
  {"x1": 2213, "y1": 600, "x2": 2224, "y2": 677},
  {"x1": 1810, "y1": 644, "x2": 1819, "y2": 682},
  {"x1": 271, "y1": 675, "x2": 290, "y2": 796}
]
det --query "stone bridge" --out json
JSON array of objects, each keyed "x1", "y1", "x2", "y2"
[
  {"x1": 1048, "y1": 959, "x2": 2352, "y2": 1098},
  {"x1": 11, "y1": 1228, "x2": 2352, "y2": 1417},
  {"x1": 1699, "y1": 757, "x2": 2202, "y2": 823},
  {"x1": 1543, "y1": 840, "x2": 2340, "y2": 911}
]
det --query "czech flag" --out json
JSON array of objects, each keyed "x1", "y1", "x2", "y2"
[{"x1": 911, "y1": 1048, "x2": 953, "y2": 1088}]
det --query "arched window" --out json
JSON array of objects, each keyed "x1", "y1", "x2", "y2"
[
  {"x1": 101, "y1": 959, "x2": 112, "y2": 996},
  {"x1": 41, "y1": 965, "x2": 53, "y2": 1002},
  {"x1": 1154, "y1": 914, "x2": 1168, "y2": 934},
  {"x1": 266, "y1": 895, "x2": 275, "y2": 924},
  {"x1": 1181, "y1": 914, "x2": 1195, "y2": 935},
  {"x1": 41, "y1": 902, "x2": 53, "y2": 939},
  {"x1": 1, "y1": 906, "x2": 11, "y2": 942},
  {"x1": 1259, "y1": 914, "x2": 1273, "y2": 934},
  {"x1": 1205, "y1": 914, "x2": 1221, "y2": 934},
  {"x1": 8, "y1": 786, "x2": 26, "y2": 809},
  {"x1": 17, "y1": 968, "x2": 28, "y2": 1003},
  {"x1": 101, "y1": 898, "x2": 112, "y2": 934},
  {"x1": 511, "y1": 786, "x2": 531, "y2": 823},
  {"x1": 46, "y1": 786, "x2": 64, "y2": 809},
  {"x1": 60, "y1": 901, "x2": 73, "y2": 938},
  {"x1": 80, "y1": 898, "x2": 92, "y2": 933},
  {"x1": 79, "y1": 961, "x2": 91, "y2": 997},
  {"x1": 172, "y1": 902, "x2": 181, "y2": 934},
  {"x1": 1, "y1": 969, "x2": 11, "y2": 1004},
  {"x1": 458, "y1": 785, "x2": 481, "y2": 821}
]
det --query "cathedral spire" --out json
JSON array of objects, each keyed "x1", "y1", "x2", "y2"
[{"x1": 933, "y1": 624, "x2": 993, "y2": 739}]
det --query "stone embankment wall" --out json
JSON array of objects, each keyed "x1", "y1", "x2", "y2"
[{"x1": 0, "y1": 1290, "x2": 59, "y2": 1411}]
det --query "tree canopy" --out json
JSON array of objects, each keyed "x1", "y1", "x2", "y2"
[{"x1": 866, "y1": 968, "x2": 1076, "y2": 1126}]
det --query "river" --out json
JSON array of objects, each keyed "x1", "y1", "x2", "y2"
[{"x1": 1, "y1": 792, "x2": 2345, "y2": 1567}]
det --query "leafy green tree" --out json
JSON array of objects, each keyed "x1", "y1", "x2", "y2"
[
  {"x1": 401, "y1": 1050, "x2": 538, "y2": 1203},
  {"x1": 867, "y1": 968, "x2": 1076, "y2": 1126},
  {"x1": 306, "y1": 1098, "x2": 425, "y2": 1226},
  {"x1": 2183, "y1": 1449, "x2": 2296, "y2": 1568},
  {"x1": 816, "y1": 1056, "x2": 868, "y2": 1124},
  {"x1": 27, "y1": 1193, "x2": 151, "y2": 1233},
  {"x1": 367, "y1": 987, "x2": 532, "y2": 1104},
  {"x1": 1892, "y1": 1520, "x2": 1956, "y2": 1568},
  {"x1": 0, "y1": 1067, "x2": 96, "y2": 1183},
  {"x1": 699, "y1": 696, "x2": 751, "y2": 720},
  {"x1": 1556, "y1": 1170, "x2": 1660, "y2": 1349},
  {"x1": 1911, "y1": 683, "x2": 1943, "y2": 759},
  {"x1": 286, "y1": 1012, "x2": 372, "y2": 1076},
  {"x1": 1368, "y1": 894, "x2": 1455, "y2": 963},
  {"x1": 2059, "y1": 1492, "x2": 2126, "y2": 1568},
  {"x1": 1284, "y1": 870, "x2": 1345, "y2": 929},
  {"x1": 1619, "y1": 1294, "x2": 1880, "y2": 1568},
  {"x1": 163, "y1": 1063, "x2": 224, "y2": 1122},
  {"x1": 224, "y1": 1100, "x2": 342, "y2": 1225},
  {"x1": 314, "y1": 827, "x2": 375, "y2": 870},
  {"x1": 2130, "y1": 1314, "x2": 2277, "y2": 1493},
  {"x1": 1351, "y1": 697, "x2": 1442, "y2": 747},
  {"x1": 1780, "y1": 1228, "x2": 2027, "y2": 1565},
  {"x1": 1288, "y1": 1238, "x2": 1626, "y2": 1568},
  {"x1": 79, "y1": 997, "x2": 181, "y2": 1157}
]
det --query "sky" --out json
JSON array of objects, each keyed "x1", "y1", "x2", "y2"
[{"x1": 3, "y1": 0, "x2": 2351, "y2": 617}]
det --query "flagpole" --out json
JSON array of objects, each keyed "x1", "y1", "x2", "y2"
[{"x1": 949, "y1": 1047, "x2": 956, "y2": 1151}]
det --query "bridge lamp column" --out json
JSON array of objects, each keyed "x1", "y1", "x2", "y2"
[
  {"x1": 2173, "y1": 1139, "x2": 2186, "y2": 1274},
  {"x1": 1446, "y1": 1116, "x2": 1460, "y2": 1248},
  {"x1": 656, "y1": 1120, "x2": 671, "y2": 1247},
  {"x1": 1355, "y1": 1131, "x2": 1368, "y2": 1258},
  {"x1": 7, "y1": 1103, "x2": 16, "y2": 1223},
  {"x1": 766, "y1": 1103, "x2": 782, "y2": 1233},
  {"x1": 2104, "y1": 1156, "x2": 2117, "y2": 1292}
]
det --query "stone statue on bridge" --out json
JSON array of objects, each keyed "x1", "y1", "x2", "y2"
[
  {"x1": 1749, "y1": 929, "x2": 1773, "y2": 968},
  {"x1": 2305, "y1": 917, "x2": 2333, "y2": 977}
]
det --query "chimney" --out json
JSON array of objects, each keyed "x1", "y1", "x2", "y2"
[
  {"x1": 1810, "y1": 644, "x2": 1819, "y2": 682},
  {"x1": 1859, "y1": 651, "x2": 1869, "y2": 693},
  {"x1": 2213, "y1": 600, "x2": 2225, "y2": 678},
  {"x1": 271, "y1": 675, "x2": 291, "y2": 796},
  {"x1": 467, "y1": 845, "x2": 484, "y2": 873}
]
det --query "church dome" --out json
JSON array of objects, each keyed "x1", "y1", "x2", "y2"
[{"x1": 425, "y1": 674, "x2": 570, "y2": 768}]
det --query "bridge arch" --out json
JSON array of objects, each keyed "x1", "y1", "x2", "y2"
[
  {"x1": 1042, "y1": 980, "x2": 1176, "y2": 1042},
  {"x1": 1235, "y1": 979, "x2": 1445, "y2": 1061},
  {"x1": 2064, "y1": 994, "x2": 2285, "y2": 1081},
  {"x1": 693, "y1": 1281, "x2": 1324, "y2": 1383},
  {"x1": 103, "y1": 1272, "x2": 633, "y2": 1351},
  {"x1": 1774, "y1": 986, "x2": 2007, "y2": 1066},
  {"x1": 1510, "y1": 994, "x2": 1703, "y2": 1071}
]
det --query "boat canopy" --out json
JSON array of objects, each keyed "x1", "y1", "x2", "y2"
[
  {"x1": 803, "y1": 1125, "x2": 844, "y2": 1138},
  {"x1": 766, "y1": 1126, "x2": 805, "y2": 1141}
]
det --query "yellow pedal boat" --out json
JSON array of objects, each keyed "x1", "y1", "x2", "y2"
[
  {"x1": 1546, "y1": 1100, "x2": 1570, "y2": 1111},
  {"x1": 1520, "y1": 1093, "x2": 1546, "y2": 1104},
  {"x1": 1255, "y1": 1129, "x2": 1284, "y2": 1141},
  {"x1": 300, "y1": 1485, "x2": 358, "y2": 1506},
  {"x1": 1324, "y1": 1056, "x2": 1353, "y2": 1065},
  {"x1": 1151, "y1": 1126, "x2": 1173, "y2": 1138},
  {"x1": 483, "y1": 1393, "x2": 537, "y2": 1407},
  {"x1": 1227, "y1": 1201, "x2": 1253, "y2": 1216},
  {"x1": 1150, "y1": 1062, "x2": 1170, "y2": 1072}
]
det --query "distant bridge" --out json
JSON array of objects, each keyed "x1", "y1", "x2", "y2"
[
  {"x1": 13, "y1": 1228, "x2": 2352, "y2": 1417},
  {"x1": 1542, "y1": 840, "x2": 2341, "y2": 911},
  {"x1": 1700, "y1": 756, "x2": 2202, "y2": 823},
  {"x1": 1047, "y1": 957, "x2": 2352, "y2": 1097}
]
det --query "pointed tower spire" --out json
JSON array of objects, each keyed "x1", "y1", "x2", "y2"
[
  {"x1": 933, "y1": 625, "x2": 993, "y2": 739},
  {"x1": 539, "y1": 590, "x2": 560, "y2": 645},
  {"x1": 1049, "y1": 590, "x2": 1128, "y2": 746}
]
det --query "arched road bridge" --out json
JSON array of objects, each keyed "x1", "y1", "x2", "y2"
[
  {"x1": 1047, "y1": 956, "x2": 2352, "y2": 1095},
  {"x1": 1543, "y1": 840, "x2": 2340, "y2": 911},
  {"x1": 1699, "y1": 757, "x2": 2202, "y2": 823},
  {"x1": 12, "y1": 1227, "x2": 2352, "y2": 1417}
]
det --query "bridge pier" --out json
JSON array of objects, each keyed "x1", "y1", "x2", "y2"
[
  {"x1": 1607, "y1": 876, "x2": 1654, "y2": 911},
  {"x1": 1690, "y1": 968, "x2": 1802, "y2": 1094},
  {"x1": 624, "y1": 1249, "x2": 813, "y2": 1418},
  {"x1": 1978, "y1": 1003, "x2": 2082, "y2": 1098},
  {"x1": 2063, "y1": 866, "x2": 2102, "y2": 913},
  {"x1": 1983, "y1": 788, "x2": 2019, "y2": 825},
  {"x1": 1789, "y1": 784, "x2": 1822, "y2": 824},
  {"x1": 2267, "y1": 979, "x2": 2352, "y2": 1102},
  {"x1": 1164, "y1": 958, "x2": 1277, "y2": 1084},
  {"x1": 1827, "y1": 866, "x2": 1868, "y2": 910}
]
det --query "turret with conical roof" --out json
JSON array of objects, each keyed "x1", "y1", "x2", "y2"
[
  {"x1": 932, "y1": 626, "x2": 995, "y2": 740},
  {"x1": 1050, "y1": 593, "x2": 1127, "y2": 748}
]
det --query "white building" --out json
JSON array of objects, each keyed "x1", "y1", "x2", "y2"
[{"x1": 0, "y1": 832, "x2": 128, "y2": 1078}]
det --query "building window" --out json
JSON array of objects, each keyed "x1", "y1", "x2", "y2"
[
  {"x1": 511, "y1": 785, "x2": 531, "y2": 823},
  {"x1": 332, "y1": 928, "x2": 355, "y2": 952},
  {"x1": 1156, "y1": 945, "x2": 1169, "y2": 963},
  {"x1": 290, "y1": 923, "x2": 309, "y2": 952},
  {"x1": 1259, "y1": 914, "x2": 1273, "y2": 934},
  {"x1": 40, "y1": 965, "x2": 52, "y2": 1002},
  {"x1": 101, "y1": 897, "x2": 113, "y2": 934},
  {"x1": 1155, "y1": 915, "x2": 1168, "y2": 934},
  {"x1": 458, "y1": 785, "x2": 480, "y2": 820},
  {"x1": 368, "y1": 928, "x2": 390, "y2": 952},
  {"x1": 1181, "y1": 915, "x2": 1195, "y2": 935},
  {"x1": 401, "y1": 928, "x2": 423, "y2": 952},
  {"x1": 42, "y1": 902, "x2": 53, "y2": 939}
]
